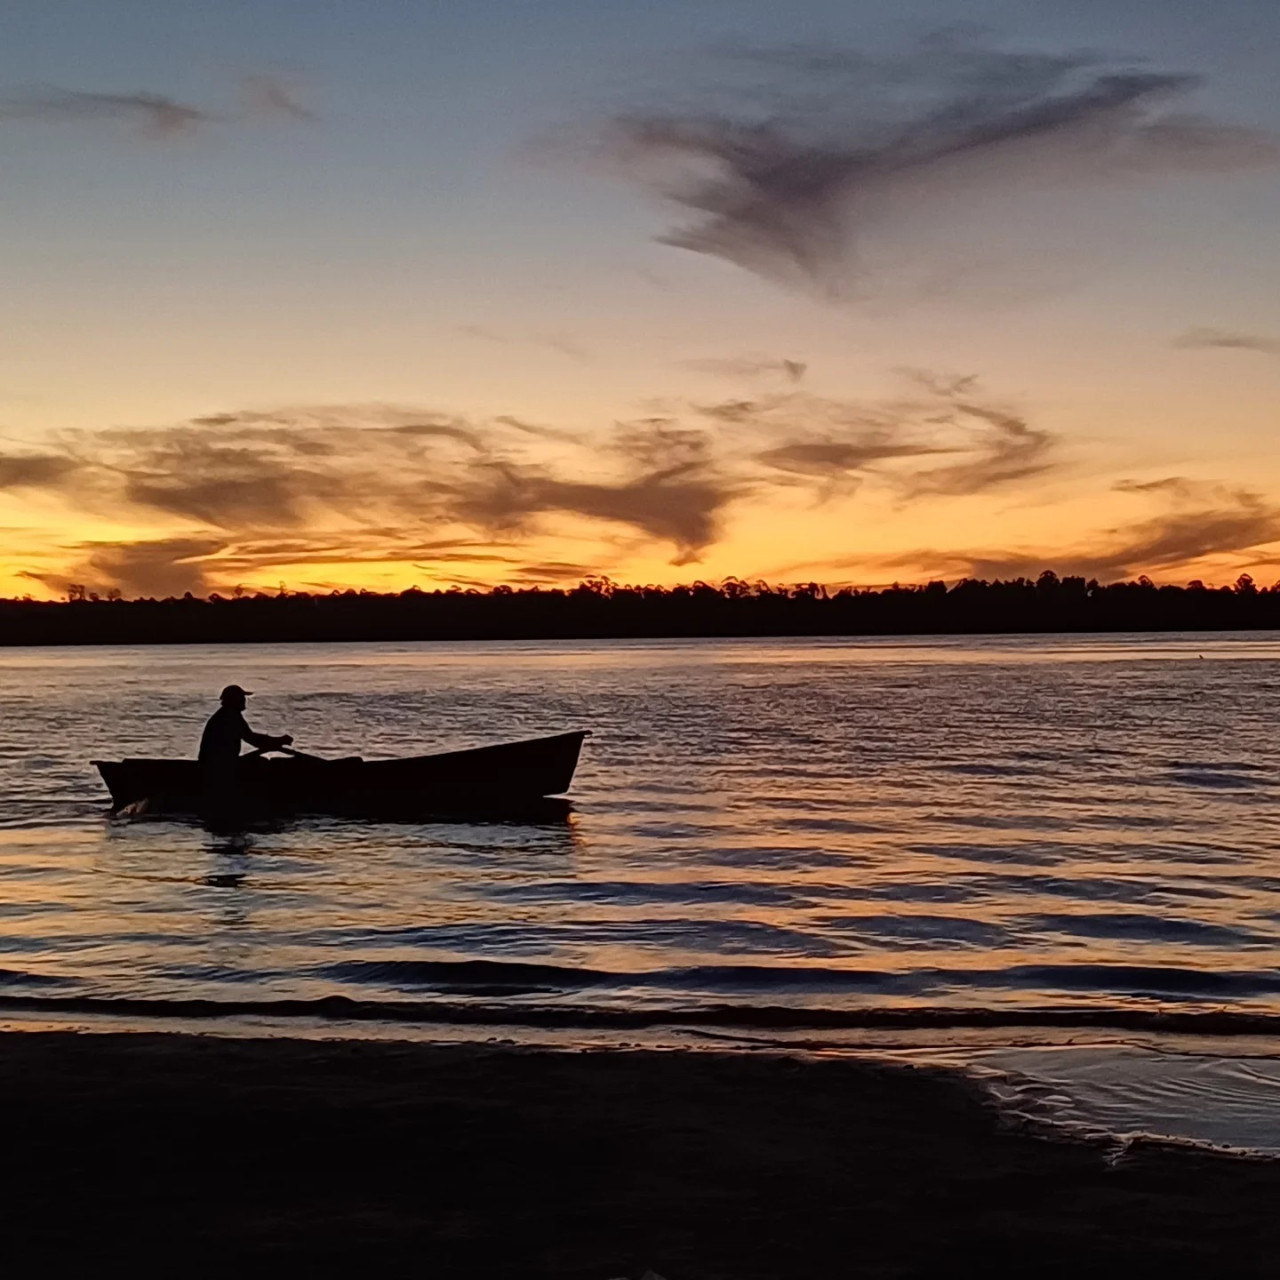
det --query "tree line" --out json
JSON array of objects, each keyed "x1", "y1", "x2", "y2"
[{"x1": 1, "y1": 571, "x2": 1278, "y2": 644}]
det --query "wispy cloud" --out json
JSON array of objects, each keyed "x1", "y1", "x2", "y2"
[
  {"x1": 240, "y1": 74, "x2": 315, "y2": 122},
  {"x1": 774, "y1": 477, "x2": 1280, "y2": 584},
  {"x1": 10, "y1": 404, "x2": 737, "y2": 590},
  {"x1": 3, "y1": 372, "x2": 1069, "y2": 596},
  {"x1": 899, "y1": 402, "x2": 1055, "y2": 497},
  {"x1": 693, "y1": 375, "x2": 1055, "y2": 499},
  {"x1": 580, "y1": 35, "x2": 1279, "y2": 295},
  {"x1": 0, "y1": 75, "x2": 315, "y2": 139},
  {"x1": 458, "y1": 325, "x2": 592, "y2": 362},
  {"x1": 0, "y1": 88, "x2": 212, "y2": 136},
  {"x1": 1173, "y1": 327, "x2": 1280, "y2": 357},
  {"x1": 678, "y1": 355, "x2": 807, "y2": 382}
]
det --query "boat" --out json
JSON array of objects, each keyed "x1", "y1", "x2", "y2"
[{"x1": 92, "y1": 730, "x2": 589, "y2": 820}]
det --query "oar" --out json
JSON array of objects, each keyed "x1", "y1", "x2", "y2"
[
  {"x1": 277, "y1": 744, "x2": 364, "y2": 765},
  {"x1": 242, "y1": 744, "x2": 324, "y2": 763},
  {"x1": 276, "y1": 744, "x2": 329, "y2": 764}
]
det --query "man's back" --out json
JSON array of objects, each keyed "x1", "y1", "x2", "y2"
[{"x1": 198, "y1": 705, "x2": 248, "y2": 767}]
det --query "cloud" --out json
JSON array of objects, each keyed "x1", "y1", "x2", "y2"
[
  {"x1": 899, "y1": 400, "x2": 1055, "y2": 497},
  {"x1": 458, "y1": 325, "x2": 592, "y2": 362},
  {"x1": 0, "y1": 77, "x2": 317, "y2": 140},
  {"x1": 693, "y1": 376, "x2": 1054, "y2": 499},
  {"x1": 511, "y1": 561, "x2": 611, "y2": 584},
  {"x1": 24, "y1": 537, "x2": 225, "y2": 599},
  {"x1": 6, "y1": 403, "x2": 741, "y2": 590},
  {"x1": 755, "y1": 440, "x2": 937, "y2": 496},
  {"x1": 584, "y1": 36, "x2": 1279, "y2": 295},
  {"x1": 807, "y1": 477, "x2": 1280, "y2": 583},
  {"x1": 3, "y1": 372, "x2": 1067, "y2": 596},
  {"x1": 1173, "y1": 327, "x2": 1280, "y2": 357},
  {"x1": 493, "y1": 415, "x2": 584, "y2": 445},
  {"x1": 1088, "y1": 481, "x2": 1280, "y2": 576},
  {"x1": 241, "y1": 75, "x2": 315, "y2": 122},
  {"x1": 70, "y1": 407, "x2": 490, "y2": 532},
  {"x1": 679, "y1": 356, "x2": 807, "y2": 382},
  {"x1": 452, "y1": 418, "x2": 733, "y2": 565},
  {"x1": 0, "y1": 454, "x2": 81, "y2": 489},
  {"x1": 0, "y1": 88, "x2": 212, "y2": 136}
]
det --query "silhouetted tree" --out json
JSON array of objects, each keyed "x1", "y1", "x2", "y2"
[{"x1": 2, "y1": 573, "x2": 1279, "y2": 646}]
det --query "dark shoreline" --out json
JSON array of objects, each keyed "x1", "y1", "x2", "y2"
[
  {"x1": 3, "y1": 1031, "x2": 1278, "y2": 1277},
  {"x1": 5, "y1": 578, "x2": 1280, "y2": 647}
]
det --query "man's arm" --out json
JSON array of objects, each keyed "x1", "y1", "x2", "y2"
[{"x1": 236, "y1": 712, "x2": 293, "y2": 752}]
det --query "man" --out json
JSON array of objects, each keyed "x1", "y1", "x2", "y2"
[{"x1": 199, "y1": 685, "x2": 293, "y2": 774}]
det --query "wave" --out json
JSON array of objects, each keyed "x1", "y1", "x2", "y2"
[
  {"x1": 320, "y1": 957, "x2": 1280, "y2": 1001},
  {"x1": 4, "y1": 991, "x2": 1280, "y2": 1038},
  {"x1": 0, "y1": 967, "x2": 74, "y2": 988}
]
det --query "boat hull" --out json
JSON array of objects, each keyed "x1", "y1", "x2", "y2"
[{"x1": 93, "y1": 731, "x2": 588, "y2": 820}]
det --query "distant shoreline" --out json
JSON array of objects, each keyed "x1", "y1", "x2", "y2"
[{"x1": 3, "y1": 574, "x2": 1280, "y2": 645}]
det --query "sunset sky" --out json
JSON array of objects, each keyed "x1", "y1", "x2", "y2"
[{"x1": 3, "y1": 0, "x2": 1279, "y2": 598}]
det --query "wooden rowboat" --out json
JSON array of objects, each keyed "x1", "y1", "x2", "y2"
[{"x1": 93, "y1": 730, "x2": 589, "y2": 820}]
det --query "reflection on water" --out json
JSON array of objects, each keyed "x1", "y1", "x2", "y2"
[{"x1": 0, "y1": 634, "x2": 1279, "y2": 1019}]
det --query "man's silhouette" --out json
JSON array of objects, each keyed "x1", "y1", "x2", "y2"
[{"x1": 199, "y1": 685, "x2": 292, "y2": 781}]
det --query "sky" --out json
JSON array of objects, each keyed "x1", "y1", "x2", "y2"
[{"x1": 2, "y1": 0, "x2": 1279, "y2": 598}]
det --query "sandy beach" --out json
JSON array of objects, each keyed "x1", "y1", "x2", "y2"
[{"x1": 1, "y1": 1032, "x2": 1277, "y2": 1277}]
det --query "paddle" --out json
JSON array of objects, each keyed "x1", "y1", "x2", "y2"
[
  {"x1": 243, "y1": 744, "x2": 363, "y2": 766},
  {"x1": 276, "y1": 744, "x2": 364, "y2": 766},
  {"x1": 276, "y1": 744, "x2": 328, "y2": 764},
  {"x1": 242, "y1": 743, "x2": 322, "y2": 762}
]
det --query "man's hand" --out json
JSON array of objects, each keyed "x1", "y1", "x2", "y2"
[{"x1": 278, "y1": 734, "x2": 294, "y2": 748}]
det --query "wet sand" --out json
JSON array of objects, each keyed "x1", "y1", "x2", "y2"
[{"x1": 2, "y1": 1032, "x2": 1278, "y2": 1277}]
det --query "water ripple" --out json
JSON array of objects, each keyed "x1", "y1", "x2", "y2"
[{"x1": 0, "y1": 634, "x2": 1279, "y2": 1018}]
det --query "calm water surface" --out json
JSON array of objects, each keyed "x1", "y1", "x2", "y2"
[{"x1": 4, "y1": 633, "x2": 1280, "y2": 1024}]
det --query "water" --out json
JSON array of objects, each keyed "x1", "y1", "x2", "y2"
[
  {"x1": 968, "y1": 1043, "x2": 1280, "y2": 1155},
  {"x1": 4, "y1": 632, "x2": 1280, "y2": 1031}
]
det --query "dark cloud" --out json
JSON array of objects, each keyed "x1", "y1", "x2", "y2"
[
  {"x1": 453, "y1": 419, "x2": 737, "y2": 565},
  {"x1": 86, "y1": 537, "x2": 224, "y2": 597},
  {"x1": 588, "y1": 37, "x2": 1278, "y2": 294},
  {"x1": 411, "y1": 417, "x2": 732, "y2": 564},
  {"x1": 0, "y1": 454, "x2": 80, "y2": 489},
  {"x1": 0, "y1": 88, "x2": 212, "y2": 136},
  {"x1": 1173, "y1": 327, "x2": 1280, "y2": 357},
  {"x1": 679, "y1": 356, "x2": 807, "y2": 382},
  {"x1": 24, "y1": 537, "x2": 224, "y2": 599},
  {"x1": 96, "y1": 427, "x2": 366, "y2": 528}
]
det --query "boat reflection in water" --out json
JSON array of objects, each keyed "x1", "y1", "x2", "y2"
[{"x1": 93, "y1": 730, "x2": 589, "y2": 827}]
